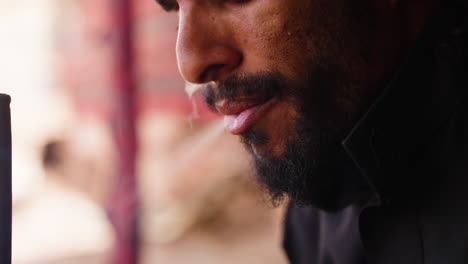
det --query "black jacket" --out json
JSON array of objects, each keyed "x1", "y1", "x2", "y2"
[{"x1": 283, "y1": 2, "x2": 468, "y2": 264}]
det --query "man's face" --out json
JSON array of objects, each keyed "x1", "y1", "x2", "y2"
[{"x1": 158, "y1": 0, "x2": 377, "y2": 209}]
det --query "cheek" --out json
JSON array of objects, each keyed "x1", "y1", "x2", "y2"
[{"x1": 229, "y1": 1, "x2": 313, "y2": 77}]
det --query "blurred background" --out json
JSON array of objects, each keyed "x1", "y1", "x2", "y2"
[{"x1": 0, "y1": 0, "x2": 287, "y2": 263}]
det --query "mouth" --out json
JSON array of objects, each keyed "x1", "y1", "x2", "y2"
[{"x1": 215, "y1": 97, "x2": 278, "y2": 134}]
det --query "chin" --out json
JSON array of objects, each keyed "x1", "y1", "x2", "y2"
[
  {"x1": 240, "y1": 113, "x2": 365, "y2": 211},
  {"x1": 240, "y1": 125, "x2": 289, "y2": 159}
]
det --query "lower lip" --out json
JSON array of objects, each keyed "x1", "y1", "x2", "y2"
[{"x1": 223, "y1": 98, "x2": 277, "y2": 134}]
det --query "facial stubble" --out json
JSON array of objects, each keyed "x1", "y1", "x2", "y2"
[{"x1": 204, "y1": 1, "x2": 375, "y2": 210}]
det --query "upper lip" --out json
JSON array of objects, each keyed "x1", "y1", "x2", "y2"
[{"x1": 215, "y1": 97, "x2": 271, "y2": 115}]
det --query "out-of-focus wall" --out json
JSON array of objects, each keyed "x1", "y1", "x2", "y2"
[
  {"x1": 0, "y1": 0, "x2": 60, "y2": 203},
  {"x1": 1, "y1": 0, "x2": 288, "y2": 263},
  {"x1": 1, "y1": 1, "x2": 114, "y2": 264}
]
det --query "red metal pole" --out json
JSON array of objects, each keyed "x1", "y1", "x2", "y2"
[
  {"x1": 106, "y1": 0, "x2": 139, "y2": 263},
  {"x1": 59, "y1": 0, "x2": 138, "y2": 260}
]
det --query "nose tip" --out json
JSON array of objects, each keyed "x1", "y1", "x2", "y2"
[
  {"x1": 175, "y1": 8, "x2": 242, "y2": 84},
  {"x1": 177, "y1": 44, "x2": 242, "y2": 84}
]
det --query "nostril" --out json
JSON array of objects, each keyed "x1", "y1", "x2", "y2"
[{"x1": 200, "y1": 64, "x2": 227, "y2": 83}]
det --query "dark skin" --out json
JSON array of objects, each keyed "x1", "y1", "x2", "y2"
[{"x1": 155, "y1": 0, "x2": 440, "y2": 208}]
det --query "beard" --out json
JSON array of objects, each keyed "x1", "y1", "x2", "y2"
[
  {"x1": 202, "y1": 2, "x2": 376, "y2": 211},
  {"x1": 203, "y1": 68, "x2": 370, "y2": 211},
  {"x1": 242, "y1": 127, "x2": 357, "y2": 210}
]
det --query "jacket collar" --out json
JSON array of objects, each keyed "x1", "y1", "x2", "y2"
[{"x1": 342, "y1": 2, "x2": 468, "y2": 207}]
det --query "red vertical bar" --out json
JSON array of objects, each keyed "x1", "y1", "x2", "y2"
[{"x1": 107, "y1": 0, "x2": 139, "y2": 263}]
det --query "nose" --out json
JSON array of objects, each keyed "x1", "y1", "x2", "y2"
[{"x1": 176, "y1": 6, "x2": 242, "y2": 84}]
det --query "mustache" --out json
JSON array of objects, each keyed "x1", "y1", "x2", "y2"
[{"x1": 202, "y1": 72, "x2": 288, "y2": 112}]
